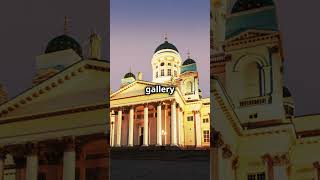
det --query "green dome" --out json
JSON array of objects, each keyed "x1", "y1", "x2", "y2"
[
  {"x1": 231, "y1": 0, "x2": 274, "y2": 14},
  {"x1": 155, "y1": 41, "x2": 179, "y2": 53},
  {"x1": 182, "y1": 58, "x2": 196, "y2": 65},
  {"x1": 226, "y1": 1, "x2": 278, "y2": 39},
  {"x1": 45, "y1": 35, "x2": 82, "y2": 56},
  {"x1": 124, "y1": 72, "x2": 136, "y2": 79}
]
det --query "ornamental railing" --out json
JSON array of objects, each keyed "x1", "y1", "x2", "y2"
[{"x1": 239, "y1": 96, "x2": 271, "y2": 107}]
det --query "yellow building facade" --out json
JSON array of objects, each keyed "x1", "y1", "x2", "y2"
[
  {"x1": 211, "y1": 0, "x2": 320, "y2": 179},
  {"x1": 0, "y1": 30, "x2": 109, "y2": 180},
  {"x1": 110, "y1": 39, "x2": 210, "y2": 148}
]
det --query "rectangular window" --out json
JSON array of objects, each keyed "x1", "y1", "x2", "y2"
[
  {"x1": 156, "y1": 71, "x2": 158, "y2": 78},
  {"x1": 168, "y1": 69, "x2": 172, "y2": 76},
  {"x1": 203, "y1": 118, "x2": 209, "y2": 123},
  {"x1": 187, "y1": 116, "x2": 193, "y2": 121},
  {"x1": 247, "y1": 172, "x2": 265, "y2": 180},
  {"x1": 168, "y1": 63, "x2": 172, "y2": 66},
  {"x1": 203, "y1": 130, "x2": 210, "y2": 143},
  {"x1": 161, "y1": 69, "x2": 164, "y2": 76},
  {"x1": 174, "y1": 70, "x2": 177, "y2": 77}
]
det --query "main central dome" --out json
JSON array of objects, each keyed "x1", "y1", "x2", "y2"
[
  {"x1": 45, "y1": 35, "x2": 82, "y2": 56},
  {"x1": 154, "y1": 41, "x2": 179, "y2": 53}
]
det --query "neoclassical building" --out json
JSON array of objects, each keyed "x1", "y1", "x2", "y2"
[
  {"x1": 0, "y1": 25, "x2": 109, "y2": 179},
  {"x1": 211, "y1": 0, "x2": 320, "y2": 180},
  {"x1": 110, "y1": 38, "x2": 210, "y2": 148}
]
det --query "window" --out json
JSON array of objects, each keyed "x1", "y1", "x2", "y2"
[
  {"x1": 203, "y1": 118, "x2": 209, "y2": 123},
  {"x1": 161, "y1": 69, "x2": 164, "y2": 76},
  {"x1": 187, "y1": 116, "x2": 193, "y2": 121},
  {"x1": 168, "y1": 63, "x2": 172, "y2": 66},
  {"x1": 174, "y1": 70, "x2": 177, "y2": 77},
  {"x1": 168, "y1": 69, "x2": 172, "y2": 76},
  {"x1": 247, "y1": 172, "x2": 265, "y2": 180},
  {"x1": 156, "y1": 72, "x2": 158, "y2": 78},
  {"x1": 203, "y1": 130, "x2": 210, "y2": 143},
  {"x1": 160, "y1": 62, "x2": 165, "y2": 66},
  {"x1": 156, "y1": 66, "x2": 158, "y2": 69}
]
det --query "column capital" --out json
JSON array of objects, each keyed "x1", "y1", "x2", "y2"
[
  {"x1": 211, "y1": 128, "x2": 224, "y2": 148},
  {"x1": 232, "y1": 157, "x2": 239, "y2": 170},
  {"x1": 63, "y1": 136, "x2": 76, "y2": 152},
  {"x1": 25, "y1": 142, "x2": 39, "y2": 156},
  {"x1": 262, "y1": 154, "x2": 273, "y2": 166},
  {"x1": 222, "y1": 144, "x2": 233, "y2": 159},
  {"x1": 0, "y1": 147, "x2": 6, "y2": 160},
  {"x1": 314, "y1": 162, "x2": 320, "y2": 169}
]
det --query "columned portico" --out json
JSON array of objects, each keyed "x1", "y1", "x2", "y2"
[
  {"x1": 314, "y1": 162, "x2": 320, "y2": 180},
  {"x1": 156, "y1": 103, "x2": 162, "y2": 146},
  {"x1": 26, "y1": 143, "x2": 38, "y2": 180},
  {"x1": 211, "y1": 130, "x2": 224, "y2": 180},
  {"x1": 262, "y1": 154, "x2": 274, "y2": 180},
  {"x1": 195, "y1": 111, "x2": 202, "y2": 147},
  {"x1": 63, "y1": 137, "x2": 76, "y2": 180},
  {"x1": 128, "y1": 107, "x2": 134, "y2": 146},
  {"x1": 0, "y1": 149, "x2": 5, "y2": 180},
  {"x1": 171, "y1": 101, "x2": 177, "y2": 146},
  {"x1": 143, "y1": 105, "x2": 149, "y2": 146},
  {"x1": 110, "y1": 111, "x2": 115, "y2": 147},
  {"x1": 116, "y1": 110, "x2": 122, "y2": 146}
]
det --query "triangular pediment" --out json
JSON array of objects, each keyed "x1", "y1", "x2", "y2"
[
  {"x1": 111, "y1": 81, "x2": 172, "y2": 100},
  {"x1": 226, "y1": 29, "x2": 278, "y2": 43},
  {"x1": 0, "y1": 59, "x2": 109, "y2": 119},
  {"x1": 111, "y1": 81, "x2": 186, "y2": 108}
]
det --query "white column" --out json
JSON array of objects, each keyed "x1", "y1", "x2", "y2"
[
  {"x1": 26, "y1": 145, "x2": 38, "y2": 180},
  {"x1": 110, "y1": 111, "x2": 115, "y2": 147},
  {"x1": 156, "y1": 103, "x2": 162, "y2": 146},
  {"x1": 262, "y1": 154, "x2": 274, "y2": 180},
  {"x1": 313, "y1": 162, "x2": 320, "y2": 180},
  {"x1": 273, "y1": 166, "x2": 288, "y2": 180},
  {"x1": 0, "y1": 152, "x2": 5, "y2": 180},
  {"x1": 177, "y1": 107, "x2": 183, "y2": 146},
  {"x1": 171, "y1": 101, "x2": 177, "y2": 146},
  {"x1": 128, "y1": 107, "x2": 134, "y2": 146},
  {"x1": 195, "y1": 111, "x2": 202, "y2": 147},
  {"x1": 63, "y1": 142, "x2": 76, "y2": 180},
  {"x1": 143, "y1": 105, "x2": 149, "y2": 146},
  {"x1": 116, "y1": 110, "x2": 122, "y2": 146}
]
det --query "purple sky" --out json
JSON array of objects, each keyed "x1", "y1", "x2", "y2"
[{"x1": 110, "y1": 0, "x2": 210, "y2": 97}]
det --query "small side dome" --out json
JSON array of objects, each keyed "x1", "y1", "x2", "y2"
[
  {"x1": 283, "y1": 86, "x2": 292, "y2": 98},
  {"x1": 45, "y1": 35, "x2": 82, "y2": 56},
  {"x1": 124, "y1": 72, "x2": 136, "y2": 79},
  {"x1": 183, "y1": 58, "x2": 196, "y2": 66},
  {"x1": 155, "y1": 41, "x2": 179, "y2": 53},
  {"x1": 231, "y1": 0, "x2": 274, "y2": 14}
]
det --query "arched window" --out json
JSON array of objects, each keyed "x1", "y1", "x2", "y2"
[
  {"x1": 242, "y1": 62, "x2": 261, "y2": 98},
  {"x1": 186, "y1": 81, "x2": 193, "y2": 94}
]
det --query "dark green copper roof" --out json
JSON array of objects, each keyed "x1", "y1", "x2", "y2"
[
  {"x1": 155, "y1": 41, "x2": 179, "y2": 53},
  {"x1": 182, "y1": 58, "x2": 196, "y2": 65},
  {"x1": 45, "y1": 35, "x2": 82, "y2": 56},
  {"x1": 232, "y1": 0, "x2": 274, "y2": 14},
  {"x1": 124, "y1": 72, "x2": 136, "y2": 79}
]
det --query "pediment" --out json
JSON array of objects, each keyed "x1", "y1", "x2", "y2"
[
  {"x1": 0, "y1": 59, "x2": 109, "y2": 119},
  {"x1": 111, "y1": 81, "x2": 173, "y2": 100},
  {"x1": 226, "y1": 29, "x2": 278, "y2": 43}
]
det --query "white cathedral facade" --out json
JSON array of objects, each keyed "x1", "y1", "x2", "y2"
[
  {"x1": 110, "y1": 38, "x2": 210, "y2": 148},
  {"x1": 211, "y1": 0, "x2": 320, "y2": 180}
]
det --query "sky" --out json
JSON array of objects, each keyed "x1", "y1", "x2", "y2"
[
  {"x1": 0, "y1": 0, "x2": 109, "y2": 98},
  {"x1": 0, "y1": 0, "x2": 319, "y2": 115},
  {"x1": 110, "y1": 0, "x2": 210, "y2": 97}
]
